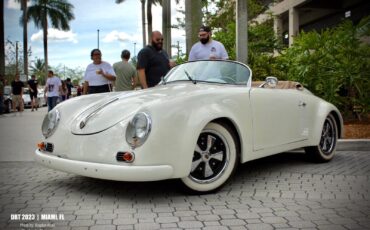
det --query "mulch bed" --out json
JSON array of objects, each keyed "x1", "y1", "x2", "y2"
[{"x1": 343, "y1": 113, "x2": 370, "y2": 139}]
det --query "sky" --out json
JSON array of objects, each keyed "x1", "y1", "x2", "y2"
[{"x1": 4, "y1": 0, "x2": 186, "y2": 74}]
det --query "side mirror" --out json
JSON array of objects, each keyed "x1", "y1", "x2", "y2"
[{"x1": 262, "y1": 76, "x2": 278, "y2": 88}]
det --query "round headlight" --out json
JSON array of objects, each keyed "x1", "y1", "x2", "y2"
[
  {"x1": 126, "y1": 112, "x2": 152, "y2": 148},
  {"x1": 41, "y1": 109, "x2": 60, "y2": 138}
]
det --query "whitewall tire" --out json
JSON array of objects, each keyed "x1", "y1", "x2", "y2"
[
  {"x1": 305, "y1": 114, "x2": 338, "y2": 162},
  {"x1": 181, "y1": 122, "x2": 238, "y2": 193}
]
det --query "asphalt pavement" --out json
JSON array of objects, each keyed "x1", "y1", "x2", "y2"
[{"x1": 0, "y1": 106, "x2": 369, "y2": 230}]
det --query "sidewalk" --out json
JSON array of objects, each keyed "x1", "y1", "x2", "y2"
[{"x1": 337, "y1": 139, "x2": 370, "y2": 151}]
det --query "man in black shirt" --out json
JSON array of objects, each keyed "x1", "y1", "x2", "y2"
[
  {"x1": 11, "y1": 73, "x2": 24, "y2": 113},
  {"x1": 137, "y1": 31, "x2": 175, "y2": 88},
  {"x1": 27, "y1": 74, "x2": 38, "y2": 111}
]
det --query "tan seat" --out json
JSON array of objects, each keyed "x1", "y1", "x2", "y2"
[{"x1": 251, "y1": 81, "x2": 304, "y2": 90}]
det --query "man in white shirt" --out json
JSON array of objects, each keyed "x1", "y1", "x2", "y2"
[
  {"x1": 44, "y1": 70, "x2": 62, "y2": 112},
  {"x1": 188, "y1": 25, "x2": 229, "y2": 61},
  {"x1": 83, "y1": 49, "x2": 116, "y2": 94}
]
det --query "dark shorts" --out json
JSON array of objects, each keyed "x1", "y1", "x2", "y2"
[
  {"x1": 88, "y1": 84, "x2": 112, "y2": 94},
  {"x1": 30, "y1": 92, "x2": 37, "y2": 100}
]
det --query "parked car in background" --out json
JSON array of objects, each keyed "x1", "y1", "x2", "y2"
[
  {"x1": 35, "y1": 60, "x2": 343, "y2": 194},
  {"x1": 3, "y1": 86, "x2": 12, "y2": 113},
  {"x1": 38, "y1": 89, "x2": 47, "y2": 107},
  {"x1": 22, "y1": 88, "x2": 32, "y2": 108},
  {"x1": 23, "y1": 88, "x2": 46, "y2": 108},
  {"x1": 71, "y1": 87, "x2": 77, "y2": 97}
]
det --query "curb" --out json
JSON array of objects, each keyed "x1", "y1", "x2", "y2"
[{"x1": 337, "y1": 139, "x2": 370, "y2": 151}]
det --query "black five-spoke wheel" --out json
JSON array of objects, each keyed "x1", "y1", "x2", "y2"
[
  {"x1": 305, "y1": 114, "x2": 338, "y2": 162},
  {"x1": 181, "y1": 123, "x2": 238, "y2": 193}
]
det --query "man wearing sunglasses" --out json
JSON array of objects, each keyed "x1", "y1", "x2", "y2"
[
  {"x1": 189, "y1": 25, "x2": 228, "y2": 61},
  {"x1": 137, "y1": 31, "x2": 175, "y2": 89}
]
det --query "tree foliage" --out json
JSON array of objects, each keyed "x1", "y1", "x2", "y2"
[{"x1": 277, "y1": 17, "x2": 370, "y2": 116}]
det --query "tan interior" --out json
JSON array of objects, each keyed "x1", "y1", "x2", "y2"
[{"x1": 251, "y1": 81, "x2": 304, "y2": 90}]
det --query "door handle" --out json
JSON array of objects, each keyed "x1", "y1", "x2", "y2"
[{"x1": 299, "y1": 101, "x2": 306, "y2": 107}]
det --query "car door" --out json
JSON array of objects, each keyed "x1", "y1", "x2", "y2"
[{"x1": 250, "y1": 88, "x2": 307, "y2": 151}]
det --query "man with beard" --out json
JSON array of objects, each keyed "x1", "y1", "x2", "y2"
[
  {"x1": 189, "y1": 25, "x2": 228, "y2": 61},
  {"x1": 137, "y1": 31, "x2": 175, "y2": 89}
]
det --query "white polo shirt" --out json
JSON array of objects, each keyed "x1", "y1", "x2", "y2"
[{"x1": 83, "y1": 61, "x2": 116, "y2": 86}]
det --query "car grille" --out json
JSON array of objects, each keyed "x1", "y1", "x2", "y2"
[
  {"x1": 45, "y1": 143, "x2": 54, "y2": 152},
  {"x1": 116, "y1": 152, "x2": 124, "y2": 161}
]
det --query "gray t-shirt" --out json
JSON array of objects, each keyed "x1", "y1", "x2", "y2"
[
  {"x1": 113, "y1": 61, "x2": 137, "y2": 91},
  {"x1": 188, "y1": 40, "x2": 229, "y2": 61}
]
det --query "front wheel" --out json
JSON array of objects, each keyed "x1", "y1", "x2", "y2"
[
  {"x1": 180, "y1": 122, "x2": 239, "y2": 194},
  {"x1": 305, "y1": 114, "x2": 338, "y2": 162}
]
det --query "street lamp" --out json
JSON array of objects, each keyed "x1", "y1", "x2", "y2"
[
  {"x1": 15, "y1": 41, "x2": 19, "y2": 74},
  {"x1": 133, "y1": 42, "x2": 136, "y2": 57},
  {"x1": 97, "y1": 29, "x2": 100, "y2": 49}
]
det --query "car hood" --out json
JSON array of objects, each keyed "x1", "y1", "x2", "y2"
[{"x1": 70, "y1": 82, "x2": 219, "y2": 135}]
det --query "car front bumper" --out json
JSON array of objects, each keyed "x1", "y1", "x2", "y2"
[{"x1": 35, "y1": 149, "x2": 174, "y2": 182}]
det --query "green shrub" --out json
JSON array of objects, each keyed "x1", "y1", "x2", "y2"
[{"x1": 277, "y1": 17, "x2": 370, "y2": 117}]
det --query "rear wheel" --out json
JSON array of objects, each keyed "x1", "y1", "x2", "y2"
[
  {"x1": 305, "y1": 114, "x2": 338, "y2": 162},
  {"x1": 180, "y1": 122, "x2": 238, "y2": 194}
]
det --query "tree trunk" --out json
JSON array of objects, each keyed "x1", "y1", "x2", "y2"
[
  {"x1": 147, "y1": 0, "x2": 153, "y2": 44},
  {"x1": 236, "y1": 0, "x2": 248, "y2": 64},
  {"x1": 0, "y1": 0, "x2": 4, "y2": 76},
  {"x1": 162, "y1": 0, "x2": 171, "y2": 57},
  {"x1": 21, "y1": 0, "x2": 28, "y2": 79},
  {"x1": 141, "y1": 0, "x2": 146, "y2": 47},
  {"x1": 43, "y1": 17, "x2": 48, "y2": 81},
  {"x1": 185, "y1": 0, "x2": 202, "y2": 55}
]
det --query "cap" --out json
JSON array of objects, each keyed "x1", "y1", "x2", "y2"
[{"x1": 199, "y1": 25, "x2": 211, "y2": 33}]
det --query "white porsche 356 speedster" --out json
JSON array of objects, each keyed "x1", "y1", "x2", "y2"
[{"x1": 35, "y1": 60, "x2": 343, "y2": 193}]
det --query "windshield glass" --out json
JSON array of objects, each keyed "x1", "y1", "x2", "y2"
[{"x1": 163, "y1": 60, "x2": 251, "y2": 85}]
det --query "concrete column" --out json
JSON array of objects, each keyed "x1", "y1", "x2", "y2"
[
  {"x1": 289, "y1": 7, "x2": 299, "y2": 46},
  {"x1": 236, "y1": 0, "x2": 248, "y2": 64},
  {"x1": 274, "y1": 15, "x2": 283, "y2": 38}
]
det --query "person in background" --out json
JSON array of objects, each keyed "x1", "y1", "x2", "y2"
[
  {"x1": 11, "y1": 73, "x2": 24, "y2": 114},
  {"x1": 77, "y1": 84, "x2": 82, "y2": 96},
  {"x1": 60, "y1": 80, "x2": 68, "y2": 101},
  {"x1": 83, "y1": 49, "x2": 116, "y2": 94},
  {"x1": 28, "y1": 74, "x2": 38, "y2": 111},
  {"x1": 188, "y1": 25, "x2": 228, "y2": 61},
  {"x1": 44, "y1": 70, "x2": 62, "y2": 112},
  {"x1": 137, "y1": 31, "x2": 175, "y2": 89},
  {"x1": 66, "y1": 78, "x2": 73, "y2": 99},
  {"x1": 113, "y1": 50, "x2": 137, "y2": 91}
]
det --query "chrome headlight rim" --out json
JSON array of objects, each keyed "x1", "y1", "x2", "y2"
[
  {"x1": 126, "y1": 112, "x2": 152, "y2": 148},
  {"x1": 41, "y1": 109, "x2": 61, "y2": 138}
]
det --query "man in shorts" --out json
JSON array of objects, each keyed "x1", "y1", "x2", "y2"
[
  {"x1": 11, "y1": 73, "x2": 24, "y2": 114},
  {"x1": 28, "y1": 74, "x2": 38, "y2": 111}
]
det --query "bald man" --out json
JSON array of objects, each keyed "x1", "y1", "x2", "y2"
[{"x1": 137, "y1": 31, "x2": 175, "y2": 88}]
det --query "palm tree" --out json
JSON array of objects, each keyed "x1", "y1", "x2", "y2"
[
  {"x1": 30, "y1": 58, "x2": 47, "y2": 84},
  {"x1": 20, "y1": 0, "x2": 29, "y2": 78},
  {"x1": 116, "y1": 0, "x2": 147, "y2": 48},
  {"x1": 25, "y1": 0, "x2": 74, "y2": 78},
  {"x1": 116, "y1": 0, "x2": 161, "y2": 47},
  {"x1": 162, "y1": 0, "x2": 171, "y2": 57},
  {"x1": 146, "y1": 0, "x2": 161, "y2": 43},
  {"x1": 185, "y1": 0, "x2": 202, "y2": 55},
  {"x1": 0, "y1": 0, "x2": 4, "y2": 76}
]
